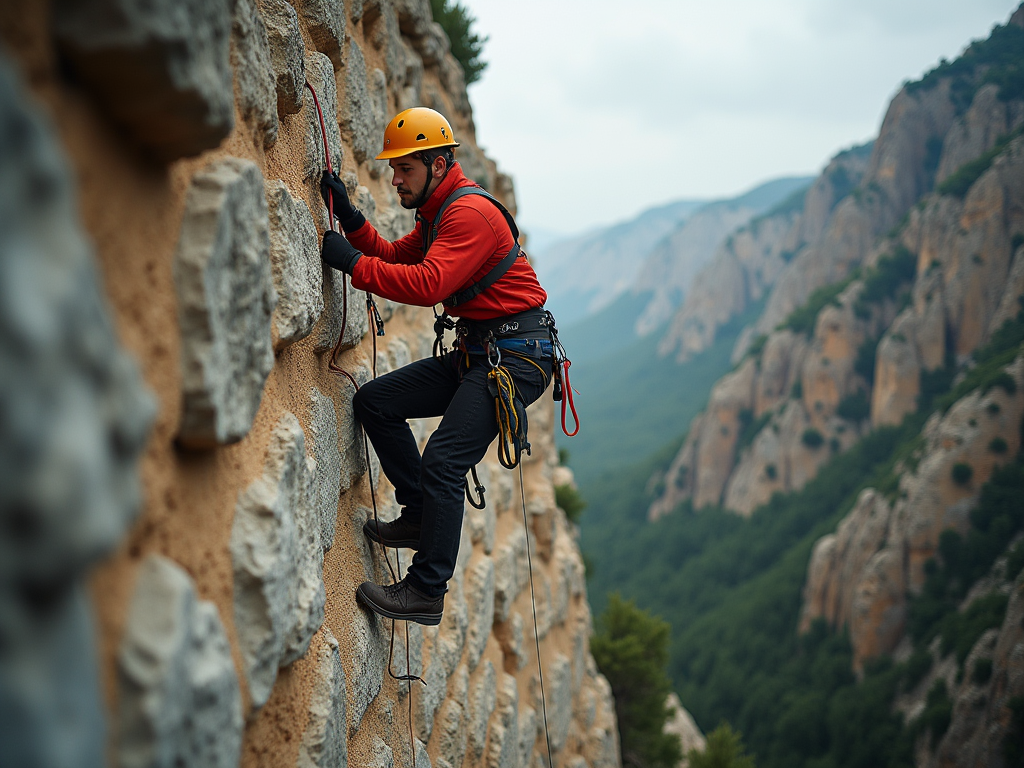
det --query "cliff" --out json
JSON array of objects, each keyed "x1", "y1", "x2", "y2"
[
  {"x1": 649, "y1": 11, "x2": 1024, "y2": 521},
  {"x1": 0, "y1": 2, "x2": 619, "y2": 768}
]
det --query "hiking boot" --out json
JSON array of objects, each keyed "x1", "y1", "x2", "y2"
[
  {"x1": 356, "y1": 579, "x2": 444, "y2": 626},
  {"x1": 362, "y1": 515, "x2": 421, "y2": 549}
]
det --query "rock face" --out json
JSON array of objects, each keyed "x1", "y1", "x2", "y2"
[
  {"x1": 801, "y1": 356, "x2": 1024, "y2": 667},
  {"x1": 1, "y1": 2, "x2": 622, "y2": 766},
  {"x1": 117, "y1": 555, "x2": 243, "y2": 768},
  {"x1": 174, "y1": 156, "x2": 276, "y2": 449},
  {"x1": 53, "y1": 0, "x2": 235, "y2": 161},
  {"x1": 0, "y1": 53, "x2": 154, "y2": 768}
]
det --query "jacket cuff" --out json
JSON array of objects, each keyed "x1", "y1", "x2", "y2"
[{"x1": 340, "y1": 209, "x2": 366, "y2": 234}]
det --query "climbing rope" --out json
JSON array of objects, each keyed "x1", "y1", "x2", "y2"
[{"x1": 306, "y1": 80, "x2": 421, "y2": 767}]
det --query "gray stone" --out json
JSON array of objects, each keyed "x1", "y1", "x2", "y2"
[
  {"x1": 118, "y1": 555, "x2": 243, "y2": 768},
  {"x1": 297, "y1": 629, "x2": 347, "y2": 768},
  {"x1": 346, "y1": 608, "x2": 388, "y2": 734},
  {"x1": 232, "y1": 0, "x2": 279, "y2": 147},
  {"x1": 231, "y1": 414, "x2": 323, "y2": 708},
  {"x1": 174, "y1": 157, "x2": 276, "y2": 449},
  {"x1": 336, "y1": 365, "x2": 375, "y2": 489},
  {"x1": 547, "y1": 654, "x2": 573, "y2": 752},
  {"x1": 434, "y1": 697, "x2": 467, "y2": 767},
  {"x1": 367, "y1": 735, "x2": 395, "y2": 768},
  {"x1": 485, "y1": 674, "x2": 520, "y2": 768},
  {"x1": 435, "y1": 577, "x2": 469, "y2": 676},
  {"x1": 291, "y1": 0, "x2": 346, "y2": 66},
  {"x1": 414, "y1": 651, "x2": 449, "y2": 741},
  {"x1": 466, "y1": 556, "x2": 495, "y2": 670},
  {"x1": 303, "y1": 52, "x2": 343, "y2": 213},
  {"x1": 53, "y1": 0, "x2": 234, "y2": 161},
  {"x1": 415, "y1": 738, "x2": 432, "y2": 768},
  {"x1": 0, "y1": 56, "x2": 154, "y2": 768},
  {"x1": 316, "y1": 266, "x2": 370, "y2": 353},
  {"x1": 265, "y1": 180, "x2": 323, "y2": 350},
  {"x1": 467, "y1": 464, "x2": 497, "y2": 554},
  {"x1": 496, "y1": 612, "x2": 526, "y2": 672},
  {"x1": 258, "y1": 0, "x2": 305, "y2": 116},
  {"x1": 493, "y1": 526, "x2": 529, "y2": 623},
  {"x1": 309, "y1": 387, "x2": 342, "y2": 550},
  {"x1": 468, "y1": 660, "x2": 497, "y2": 761},
  {"x1": 343, "y1": 40, "x2": 389, "y2": 171},
  {"x1": 518, "y1": 705, "x2": 538, "y2": 767}
]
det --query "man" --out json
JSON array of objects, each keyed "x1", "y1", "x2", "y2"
[{"x1": 319, "y1": 107, "x2": 552, "y2": 626}]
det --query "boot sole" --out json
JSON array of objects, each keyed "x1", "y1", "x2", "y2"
[
  {"x1": 356, "y1": 584, "x2": 442, "y2": 626},
  {"x1": 362, "y1": 522, "x2": 420, "y2": 550}
]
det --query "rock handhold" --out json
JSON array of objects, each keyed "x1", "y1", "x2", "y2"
[
  {"x1": 309, "y1": 387, "x2": 343, "y2": 550},
  {"x1": 53, "y1": 0, "x2": 234, "y2": 161},
  {"x1": 343, "y1": 39, "x2": 388, "y2": 169},
  {"x1": 231, "y1": 0, "x2": 279, "y2": 147},
  {"x1": 297, "y1": 628, "x2": 348, "y2": 768},
  {"x1": 258, "y1": 0, "x2": 305, "y2": 116},
  {"x1": 174, "y1": 157, "x2": 276, "y2": 449},
  {"x1": 265, "y1": 179, "x2": 323, "y2": 350},
  {"x1": 304, "y1": 52, "x2": 343, "y2": 197},
  {"x1": 117, "y1": 555, "x2": 243, "y2": 768},
  {"x1": 230, "y1": 413, "x2": 323, "y2": 708},
  {"x1": 292, "y1": 0, "x2": 346, "y2": 67}
]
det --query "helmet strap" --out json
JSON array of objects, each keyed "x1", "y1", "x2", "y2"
[{"x1": 412, "y1": 154, "x2": 453, "y2": 210}]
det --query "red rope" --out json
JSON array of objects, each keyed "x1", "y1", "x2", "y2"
[{"x1": 560, "y1": 360, "x2": 580, "y2": 437}]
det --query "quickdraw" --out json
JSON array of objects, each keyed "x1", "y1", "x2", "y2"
[{"x1": 486, "y1": 341, "x2": 532, "y2": 470}]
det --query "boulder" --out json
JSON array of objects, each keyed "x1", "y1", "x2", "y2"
[
  {"x1": 290, "y1": 0, "x2": 345, "y2": 67},
  {"x1": 303, "y1": 52, "x2": 343, "y2": 214},
  {"x1": 53, "y1": 0, "x2": 234, "y2": 161},
  {"x1": 117, "y1": 556, "x2": 243, "y2": 768},
  {"x1": 231, "y1": 0, "x2": 278, "y2": 147},
  {"x1": 296, "y1": 629, "x2": 347, "y2": 768},
  {"x1": 257, "y1": 0, "x2": 305, "y2": 116},
  {"x1": 308, "y1": 387, "x2": 342, "y2": 550},
  {"x1": 174, "y1": 157, "x2": 276, "y2": 449},
  {"x1": 342, "y1": 39, "x2": 389, "y2": 173}
]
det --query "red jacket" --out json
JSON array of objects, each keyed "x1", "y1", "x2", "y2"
[{"x1": 347, "y1": 164, "x2": 547, "y2": 320}]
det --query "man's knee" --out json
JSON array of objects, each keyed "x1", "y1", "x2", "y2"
[{"x1": 352, "y1": 380, "x2": 377, "y2": 422}]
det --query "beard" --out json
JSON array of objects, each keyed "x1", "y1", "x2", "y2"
[{"x1": 399, "y1": 174, "x2": 433, "y2": 209}]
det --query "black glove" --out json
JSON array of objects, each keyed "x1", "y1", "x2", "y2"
[
  {"x1": 320, "y1": 171, "x2": 366, "y2": 232},
  {"x1": 321, "y1": 230, "x2": 362, "y2": 275}
]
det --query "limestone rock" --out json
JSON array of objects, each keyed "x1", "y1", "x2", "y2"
[
  {"x1": 0, "y1": 56, "x2": 154, "y2": 768},
  {"x1": 466, "y1": 555, "x2": 496, "y2": 669},
  {"x1": 935, "y1": 83, "x2": 1024, "y2": 184},
  {"x1": 468, "y1": 660, "x2": 497, "y2": 761},
  {"x1": 53, "y1": 0, "x2": 234, "y2": 161},
  {"x1": 435, "y1": 699, "x2": 468, "y2": 767},
  {"x1": 547, "y1": 654, "x2": 573, "y2": 752},
  {"x1": 297, "y1": 629, "x2": 347, "y2": 768},
  {"x1": 664, "y1": 693, "x2": 706, "y2": 758},
  {"x1": 309, "y1": 387, "x2": 342, "y2": 550},
  {"x1": 174, "y1": 157, "x2": 276, "y2": 449},
  {"x1": 117, "y1": 555, "x2": 243, "y2": 768},
  {"x1": 258, "y1": 0, "x2": 305, "y2": 116},
  {"x1": 265, "y1": 179, "x2": 323, "y2": 350},
  {"x1": 346, "y1": 607, "x2": 387, "y2": 735},
  {"x1": 336, "y1": 364, "x2": 374, "y2": 490},
  {"x1": 291, "y1": 0, "x2": 346, "y2": 66},
  {"x1": 494, "y1": 526, "x2": 529, "y2": 623},
  {"x1": 315, "y1": 267, "x2": 370, "y2": 353},
  {"x1": 230, "y1": 413, "x2": 323, "y2": 708},
  {"x1": 414, "y1": 651, "x2": 449, "y2": 741},
  {"x1": 368, "y1": 735, "x2": 395, "y2": 768},
  {"x1": 485, "y1": 673, "x2": 520, "y2": 768},
  {"x1": 303, "y1": 52, "x2": 343, "y2": 204},
  {"x1": 232, "y1": 0, "x2": 279, "y2": 147},
  {"x1": 343, "y1": 39, "x2": 389, "y2": 173}
]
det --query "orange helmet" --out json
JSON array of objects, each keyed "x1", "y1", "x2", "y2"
[{"x1": 376, "y1": 107, "x2": 460, "y2": 160}]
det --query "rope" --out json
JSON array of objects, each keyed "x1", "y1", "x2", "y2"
[
  {"x1": 519, "y1": 462, "x2": 555, "y2": 767},
  {"x1": 306, "y1": 79, "x2": 421, "y2": 766}
]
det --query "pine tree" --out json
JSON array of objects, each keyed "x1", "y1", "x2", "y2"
[{"x1": 429, "y1": 0, "x2": 488, "y2": 85}]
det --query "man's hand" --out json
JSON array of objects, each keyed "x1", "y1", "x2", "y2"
[
  {"x1": 320, "y1": 171, "x2": 365, "y2": 232},
  {"x1": 322, "y1": 230, "x2": 362, "y2": 274}
]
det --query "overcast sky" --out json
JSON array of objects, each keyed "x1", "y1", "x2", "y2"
[{"x1": 458, "y1": 0, "x2": 1021, "y2": 237}]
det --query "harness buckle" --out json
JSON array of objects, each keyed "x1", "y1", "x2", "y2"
[{"x1": 498, "y1": 320, "x2": 520, "y2": 335}]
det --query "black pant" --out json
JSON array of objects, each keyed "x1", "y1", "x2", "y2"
[{"x1": 353, "y1": 350, "x2": 551, "y2": 597}]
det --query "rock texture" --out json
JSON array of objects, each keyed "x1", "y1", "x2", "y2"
[
  {"x1": 0, "y1": 53, "x2": 154, "y2": 768},
  {"x1": 117, "y1": 555, "x2": 243, "y2": 768},
  {"x1": 53, "y1": 0, "x2": 235, "y2": 161},
  {"x1": 174, "y1": 157, "x2": 276, "y2": 449},
  {"x1": 0, "y1": 2, "x2": 622, "y2": 767}
]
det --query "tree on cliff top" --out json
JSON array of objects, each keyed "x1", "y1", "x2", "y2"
[
  {"x1": 430, "y1": 0, "x2": 488, "y2": 85},
  {"x1": 591, "y1": 594, "x2": 683, "y2": 768}
]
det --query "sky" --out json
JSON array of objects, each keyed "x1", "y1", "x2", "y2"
[{"x1": 457, "y1": 0, "x2": 1021, "y2": 237}]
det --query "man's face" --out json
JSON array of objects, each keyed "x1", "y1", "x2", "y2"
[{"x1": 389, "y1": 156, "x2": 430, "y2": 209}]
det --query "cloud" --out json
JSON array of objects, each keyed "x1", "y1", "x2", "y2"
[{"x1": 460, "y1": 0, "x2": 1019, "y2": 233}]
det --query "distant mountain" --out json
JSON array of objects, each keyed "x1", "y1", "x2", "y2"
[{"x1": 531, "y1": 198, "x2": 708, "y2": 325}]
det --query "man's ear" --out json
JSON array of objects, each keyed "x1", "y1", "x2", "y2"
[{"x1": 432, "y1": 155, "x2": 448, "y2": 179}]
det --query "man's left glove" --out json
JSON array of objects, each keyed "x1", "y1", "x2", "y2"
[{"x1": 322, "y1": 230, "x2": 362, "y2": 275}]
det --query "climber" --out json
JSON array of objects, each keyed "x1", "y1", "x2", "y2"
[{"x1": 319, "y1": 107, "x2": 554, "y2": 626}]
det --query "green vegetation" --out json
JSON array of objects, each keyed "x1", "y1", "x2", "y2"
[
  {"x1": 908, "y1": 679, "x2": 952, "y2": 748},
  {"x1": 906, "y1": 20, "x2": 1024, "y2": 111},
  {"x1": 687, "y1": 724, "x2": 756, "y2": 768},
  {"x1": 555, "y1": 483, "x2": 586, "y2": 523},
  {"x1": 430, "y1": 0, "x2": 488, "y2": 84},
  {"x1": 989, "y1": 437, "x2": 1009, "y2": 454},
  {"x1": 801, "y1": 428, "x2": 824, "y2": 449},
  {"x1": 1007, "y1": 695, "x2": 1024, "y2": 766},
  {"x1": 591, "y1": 595, "x2": 682, "y2": 768},
  {"x1": 936, "y1": 126, "x2": 1024, "y2": 199},
  {"x1": 972, "y1": 657, "x2": 993, "y2": 684},
  {"x1": 951, "y1": 462, "x2": 974, "y2": 486},
  {"x1": 853, "y1": 245, "x2": 917, "y2": 319},
  {"x1": 779, "y1": 277, "x2": 855, "y2": 336},
  {"x1": 737, "y1": 409, "x2": 772, "y2": 453},
  {"x1": 837, "y1": 391, "x2": 871, "y2": 422}
]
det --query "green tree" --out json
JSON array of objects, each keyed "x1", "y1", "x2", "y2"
[
  {"x1": 591, "y1": 594, "x2": 682, "y2": 768},
  {"x1": 429, "y1": 0, "x2": 488, "y2": 85},
  {"x1": 687, "y1": 724, "x2": 756, "y2": 768}
]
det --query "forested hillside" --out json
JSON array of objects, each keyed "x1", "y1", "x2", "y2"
[{"x1": 576, "y1": 8, "x2": 1024, "y2": 768}]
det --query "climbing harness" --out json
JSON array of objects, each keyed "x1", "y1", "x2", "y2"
[{"x1": 307, "y1": 81, "x2": 421, "y2": 767}]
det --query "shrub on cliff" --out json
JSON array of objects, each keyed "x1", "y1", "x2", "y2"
[
  {"x1": 687, "y1": 723, "x2": 756, "y2": 768},
  {"x1": 591, "y1": 594, "x2": 682, "y2": 768},
  {"x1": 430, "y1": 0, "x2": 488, "y2": 85}
]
